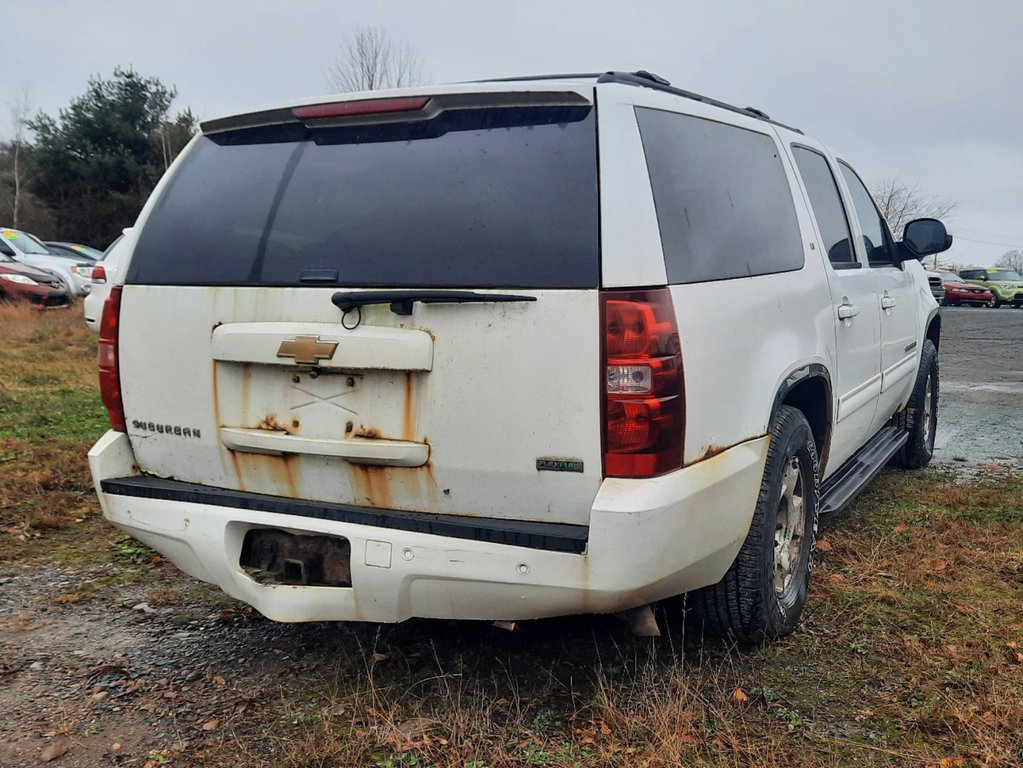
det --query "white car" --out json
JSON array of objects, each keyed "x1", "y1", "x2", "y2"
[
  {"x1": 0, "y1": 227, "x2": 91, "y2": 297},
  {"x1": 88, "y1": 71, "x2": 949, "y2": 643},
  {"x1": 83, "y1": 230, "x2": 133, "y2": 332}
]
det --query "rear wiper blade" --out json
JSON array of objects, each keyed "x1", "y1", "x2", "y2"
[{"x1": 331, "y1": 290, "x2": 537, "y2": 316}]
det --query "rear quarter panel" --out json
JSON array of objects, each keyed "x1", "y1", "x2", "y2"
[{"x1": 596, "y1": 84, "x2": 836, "y2": 465}]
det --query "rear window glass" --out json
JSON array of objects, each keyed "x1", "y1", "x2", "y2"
[
  {"x1": 127, "y1": 105, "x2": 599, "y2": 288},
  {"x1": 636, "y1": 108, "x2": 803, "y2": 284}
]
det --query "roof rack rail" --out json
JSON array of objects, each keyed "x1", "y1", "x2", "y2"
[
  {"x1": 467, "y1": 70, "x2": 802, "y2": 134},
  {"x1": 473, "y1": 72, "x2": 604, "y2": 83},
  {"x1": 597, "y1": 71, "x2": 803, "y2": 134}
]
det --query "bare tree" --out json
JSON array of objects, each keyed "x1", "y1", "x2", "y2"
[
  {"x1": 871, "y1": 175, "x2": 959, "y2": 238},
  {"x1": 325, "y1": 26, "x2": 424, "y2": 92},
  {"x1": 7, "y1": 84, "x2": 34, "y2": 228},
  {"x1": 996, "y1": 249, "x2": 1023, "y2": 274},
  {"x1": 871, "y1": 176, "x2": 960, "y2": 269}
]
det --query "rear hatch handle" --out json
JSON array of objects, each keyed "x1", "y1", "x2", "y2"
[{"x1": 331, "y1": 290, "x2": 537, "y2": 316}]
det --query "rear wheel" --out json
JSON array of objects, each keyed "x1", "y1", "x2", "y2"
[
  {"x1": 890, "y1": 339, "x2": 938, "y2": 469},
  {"x1": 688, "y1": 405, "x2": 818, "y2": 643}
]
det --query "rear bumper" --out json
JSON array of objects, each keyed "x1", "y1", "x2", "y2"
[{"x1": 89, "y1": 431, "x2": 769, "y2": 623}]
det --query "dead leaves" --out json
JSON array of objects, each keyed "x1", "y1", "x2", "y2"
[{"x1": 570, "y1": 719, "x2": 613, "y2": 745}]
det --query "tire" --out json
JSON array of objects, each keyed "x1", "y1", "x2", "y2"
[
  {"x1": 992, "y1": 296, "x2": 1002, "y2": 308},
  {"x1": 688, "y1": 405, "x2": 819, "y2": 644},
  {"x1": 890, "y1": 339, "x2": 938, "y2": 469}
]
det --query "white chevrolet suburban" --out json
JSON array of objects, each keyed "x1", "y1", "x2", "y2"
[{"x1": 88, "y1": 71, "x2": 950, "y2": 643}]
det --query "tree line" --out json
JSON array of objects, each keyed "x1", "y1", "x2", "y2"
[{"x1": 0, "y1": 68, "x2": 197, "y2": 248}]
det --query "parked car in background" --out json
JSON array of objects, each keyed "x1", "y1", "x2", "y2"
[
  {"x1": 44, "y1": 242, "x2": 103, "y2": 261},
  {"x1": 925, "y1": 270, "x2": 945, "y2": 305},
  {"x1": 959, "y1": 267, "x2": 1023, "y2": 308},
  {"x1": 0, "y1": 250, "x2": 71, "y2": 307},
  {"x1": 44, "y1": 241, "x2": 103, "y2": 283},
  {"x1": 83, "y1": 230, "x2": 133, "y2": 331},
  {"x1": 0, "y1": 228, "x2": 91, "y2": 297},
  {"x1": 939, "y1": 271, "x2": 994, "y2": 306}
]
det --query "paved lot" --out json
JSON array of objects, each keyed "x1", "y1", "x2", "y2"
[{"x1": 933, "y1": 305, "x2": 1023, "y2": 467}]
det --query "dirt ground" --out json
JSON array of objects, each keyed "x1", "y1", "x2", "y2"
[{"x1": 1, "y1": 306, "x2": 1021, "y2": 767}]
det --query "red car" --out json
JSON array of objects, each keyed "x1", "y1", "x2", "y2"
[
  {"x1": 940, "y1": 271, "x2": 994, "y2": 307},
  {"x1": 0, "y1": 254, "x2": 71, "y2": 307}
]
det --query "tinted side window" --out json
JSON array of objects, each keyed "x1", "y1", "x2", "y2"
[
  {"x1": 838, "y1": 163, "x2": 896, "y2": 267},
  {"x1": 792, "y1": 147, "x2": 855, "y2": 267},
  {"x1": 636, "y1": 108, "x2": 803, "y2": 284}
]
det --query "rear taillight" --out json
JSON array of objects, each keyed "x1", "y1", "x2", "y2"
[
  {"x1": 91, "y1": 265, "x2": 107, "y2": 284},
  {"x1": 98, "y1": 285, "x2": 125, "y2": 432},
  {"x1": 601, "y1": 288, "x2": 684, "y2": 478}
]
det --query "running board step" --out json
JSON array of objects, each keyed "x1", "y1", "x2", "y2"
[{"x1": 819, "y1": 426, "x2": 908, "y2": 519}]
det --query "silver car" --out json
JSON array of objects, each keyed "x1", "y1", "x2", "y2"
[{"x1": 0, "y1": 227, "x2": 91, "y2": 296}]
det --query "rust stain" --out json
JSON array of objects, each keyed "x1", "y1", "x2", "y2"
[
  {"x1": 256, "y1": 413, "x2": 292, "y2": 434},
  {"x1": 685, "y1": 433, "x2": 769, "y2": 468},
  {"x1": 211, "y1": 361, "x2": 221, "y2": 425},
  {"x1": 228, "y1": 451, "x2": 246, "y2": 492},
  {"x1": 353, "y1": 426, "x2": 380, "y2": 440},
  {"x1": 211, "y1": 360, "x2": 239, "y2": 483},
  {"x1": 419, "y1": 326, "x2": 437, "y2": 342},
  {"x1": 234, "y1": 452, "x2": 297, "y2": 498},
  {"x1": 240, "y1": 365, "x2": 252, "y2": 425},
  {"x1": 281, "y1": 454, "x2": 298, "y2": 498},
  {"x1": 694, "y1": 444, "x2": 731, "y2": 463},
  {"x1": 345, "y1": 460, "x2": 440, "y2": 511},
  {"x1": 402, "y1": 372, "x2": 415, "y2": 442},
  {"x1": 348, "y1": 465, "x2": 393, "y2": 510}
]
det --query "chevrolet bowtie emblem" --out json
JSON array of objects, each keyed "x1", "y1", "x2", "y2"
[{"x1": 276, "y1": 335, "x2": 339, "y2": 365}]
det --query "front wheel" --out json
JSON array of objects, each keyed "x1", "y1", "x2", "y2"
[
  {"x1": 688, "y1": 405, "x2": 819, "y2": 643},
  {"x1": 992, "y1": 296, "x2": 1003, "y2": 308},
  {"x1": 890, "y1": 339, "x2": 938, "y2": 468}
]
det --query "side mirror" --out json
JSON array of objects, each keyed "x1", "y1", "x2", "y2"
[{"x1": 902, "y1": 218, "x2": 952, "y2": 259}]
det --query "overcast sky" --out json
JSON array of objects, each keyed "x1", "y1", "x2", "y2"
[{"x1": 5, "y1": 0, "x2": 1022, "y2": 266}]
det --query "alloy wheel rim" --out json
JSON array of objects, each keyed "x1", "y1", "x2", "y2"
[{"x1": 774, "y1": 456, "x2": 806, "y2": 602}]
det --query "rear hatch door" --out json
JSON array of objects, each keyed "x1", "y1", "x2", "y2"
[{"x1": 117, "y1": 87, "x2": 604, "y2": 526}]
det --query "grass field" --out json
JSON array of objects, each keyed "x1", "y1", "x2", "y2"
[{"x1": 1, "y1": 303, "x2": 1021, "y2": 767}]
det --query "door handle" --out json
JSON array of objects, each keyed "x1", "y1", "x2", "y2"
[
  {"x1": 881, "y1": 295, "x2": 897, "y2": 309},
  {"x1": 837, "y1": 303, "x2": 859, "y2": 320}
]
